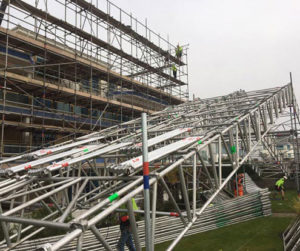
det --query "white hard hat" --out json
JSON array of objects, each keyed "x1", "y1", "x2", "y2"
[{"x1": 283, "y1": 176, "x2": 287, "y2": 180}]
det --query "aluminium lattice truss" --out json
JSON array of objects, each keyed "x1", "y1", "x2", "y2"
[{"x1": 0, "y1": 83, "x2": 299, "y2": 250}]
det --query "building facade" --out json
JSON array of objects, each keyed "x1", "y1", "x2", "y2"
[{"x1": 0, "y1": 0, "x2": 189, "y2": 156}]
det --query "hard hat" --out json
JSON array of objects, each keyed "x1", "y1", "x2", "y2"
[{"x1": 283, "y1": 176, "x2": 287, "y2": 180}]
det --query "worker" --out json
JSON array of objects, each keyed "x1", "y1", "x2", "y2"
[
  {"x1": 175, "y1": 44, "x2": 183, "y2": 59},
  {"x1": 275, "y1": 176, "x2": 288, "y2": 200},
  {"x1": 234, "y1": 173, "x2": 244, "y2": 197},
  {"x1": 172, "y1": 64, "x2": 177, "y2": 79},
  {"x1": 117, "y1": 198, "x2": 138, "y2": 251}
]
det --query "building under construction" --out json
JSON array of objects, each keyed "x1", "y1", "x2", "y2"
[{"x1": 0, "y1": 0, "x2": 189, "y2": 156}]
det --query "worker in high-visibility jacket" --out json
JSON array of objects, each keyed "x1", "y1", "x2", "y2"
[
  {"x1": 275, "y1": 176, "x2": 287, "y2": 200},
  {"x1": 175, "y1": 44, "x2": 183, "y2": 59},
  {"x1": 234, "y1": 173, "x2": 244, "y2": 197},
  {"x1": 172, "y1": 64, "x2": 177, "y2": 79},
  {"x1": 117, "y1": 198, "x2": 138, "y2": 251}
]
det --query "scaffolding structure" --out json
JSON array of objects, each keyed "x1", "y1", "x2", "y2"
[
  {"x1": 283, "y1": 216, "x2": 300, "y2": 251},
  {"x1": 0, "y1": 0, "x2": 189, "y2": 156},
  {"x1": 249, "y1": 76, "x2": 300, "y2": 179},
  {"x1": 0, "y1": 83, "x2": 299, "y2": 250}
]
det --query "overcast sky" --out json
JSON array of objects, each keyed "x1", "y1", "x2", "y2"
[{"x1": 112, "y1": 0, "x2": 300, "y2": 102}]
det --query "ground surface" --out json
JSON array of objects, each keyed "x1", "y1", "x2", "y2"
[
  {"x1": 154, "y1": 190, "x2": 299, "y2": 251},
  {"x1": 271, "y1": 190, "x2": 299, "y2": 213},
  {"x1": 154, "y1": 216, "x2": 294, "y2": 251},
  {"x1": 0, "y1": 191, "x2": 298, "y2": 250}
]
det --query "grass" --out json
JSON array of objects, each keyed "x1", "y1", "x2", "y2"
[
  {"x1": 153, "y1": 190, "x2": 300, "y2": 250},
  {"x1": 271, "y1": 190, "x2": 299, "y2": 213},
  {"x1": 154, "y1": 216, "x2": 294, "y2": 251}
]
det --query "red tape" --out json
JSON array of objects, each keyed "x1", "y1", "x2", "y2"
[
  {"x1": 24, "y1": 165, "x2": 32, "y2": 170},
  {"x1": 62, "y1": 163, "x2": 69, "y2": 168},
  {"x1": 143, "y1": 162, "x2": 149, "y2": 175}
]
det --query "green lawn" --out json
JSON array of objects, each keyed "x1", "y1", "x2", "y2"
[
  {"x1": 153, "y1": 189, "x2": 300, "y2": 251},
  {"x1": 154, "y1": 216, "x2": 294, "y2": 251},
  {"x1": 271, "y1": 190, "x2": 299, "y2": 213}
]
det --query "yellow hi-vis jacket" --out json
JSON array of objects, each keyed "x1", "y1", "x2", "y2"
[{"x1": 120, "y1": 198, "x2": 139, "y2": 211}]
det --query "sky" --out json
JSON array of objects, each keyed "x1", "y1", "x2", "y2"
[{"x1": 112, "y1": 0, "x2": 300, "y2": 102}]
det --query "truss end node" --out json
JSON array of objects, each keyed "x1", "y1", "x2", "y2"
[
  {"x1": 70, "y1": 219, "x2": 88, "y2": 232},
  {"x1": 36, "y1": 243, "x2": 53, "y2": 251},
  {"x1": 28, "y1": 167, "x2": 48, "y2": 177},
  {"x1": 0, "y1": 168, "x2": 13, "y2": 178},
  {"x1": 24, "y1": 153, "x2": 39, "y2": 161}
]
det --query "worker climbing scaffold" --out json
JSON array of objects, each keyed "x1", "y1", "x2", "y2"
[
  {"x1": 175, "y1": 44, "x2": 183, "y2": 59},
  {"x1": 172, "y1": 64, "x2": 177, "y2": 79}
]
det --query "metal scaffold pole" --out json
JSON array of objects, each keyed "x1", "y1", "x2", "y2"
[{"x1": 142, "y1": 112, "x2": 152, "y2": 251}]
